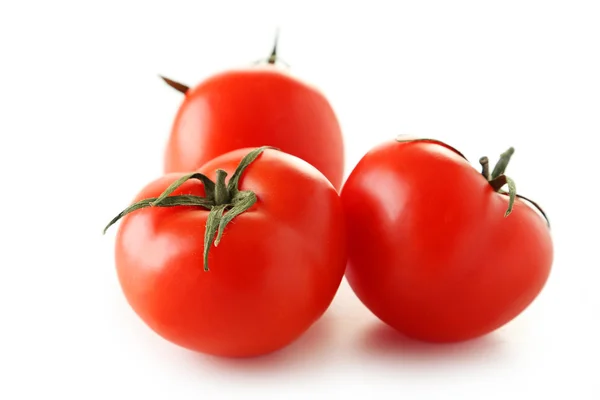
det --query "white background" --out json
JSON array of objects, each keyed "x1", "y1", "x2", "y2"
[{"x1": 1, "y1": 1, "x2": 599, "y2": 399}]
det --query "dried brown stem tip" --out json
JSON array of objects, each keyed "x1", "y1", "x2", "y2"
[{"x1": 159, "y1": 75, "x2": 189, "y2": 94}]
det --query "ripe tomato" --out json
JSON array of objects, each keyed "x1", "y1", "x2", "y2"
[
  {"x1": 340, "y1": 136, "x2": 553, "y2": 342},
  {"x1": 104, "y1": 147, "x2": 347, "y2": 357},
  {"x1": 160, "y1": 45, "x2": 344, "y2": 190}
]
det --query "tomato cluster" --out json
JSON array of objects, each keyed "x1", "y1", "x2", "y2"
[{"x1": 105, "y1": 42, "x2": 553, "y2": 357}]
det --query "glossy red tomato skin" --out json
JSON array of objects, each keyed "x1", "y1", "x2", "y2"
[
  {"x1": 115, "y1": 149, "x2": 347, "y2": 357},
  {"x1": 341, "y1": 140, "x2": 553, "y2": 342},
  {"x1": 164, "y1": 67, "x2": 345, "y2": 190}
]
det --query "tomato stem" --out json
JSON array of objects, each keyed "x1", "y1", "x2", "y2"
[
  {"x1": 483, "y1": 147, "x2": 517, "y2": 217},
  {"x1": 103, "y1": 195, "x2": 213, "y2": 235},
  {"x1": 491, "y1": 147, "x2": 515, "y2": 180},
  {"x1": 204, "y1": 205, "x2": 227, "y2": 270},
  {"x1": 479, "y1": 156, "x2": 490, "y2": 180},
  {"x1": 489, "y1": 175, "x2": 517, "y2": 217},
  {"x1": 267, "y1": 28, "x2": 280, "y2": 64},
  {"x1": 214, "y1": 169, "x2": 230, "y2": 205},
  {"x1": 103, "y1": 146, "x2": 275, "y2": 271},
  {"x1": 159, "y1": 75, "x2": 189, "y2": 94},
  {"x1": 394, "y1": 137, "x2": 550, "y2": 227},
  {"x1": 150, "y1": 172, "x2": 215, "y2": 206},
  {"x1": 253, "y1": 29, "x2": 290, "y2": 68}
]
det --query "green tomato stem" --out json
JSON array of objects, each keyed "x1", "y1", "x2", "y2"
[
  {"x1": 103, "y1": 146, "x2": 275, "y2": 271},
  {"x1": 491, "y1": 147, "x2": 515, "y2": 180},
  {"x1": 394, "y1": 137, "x2": 549, "y2": 227},
  {"x1": 214, "y1": 169, "x2": 230, "y2": 205},
  {"x1": 479, "y1": 156, "x2": 490, "y2": 180}
]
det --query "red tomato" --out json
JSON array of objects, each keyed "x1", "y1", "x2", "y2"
[
  {"x1": 340, "y1": 136, "x2": 553, "y2": 342},
  {"x1": 104, "y1": 147, "x2": 346, "y2": 357},
  {"x1": 161, "y1": 54, "x2": 344, "y2": 190}
]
